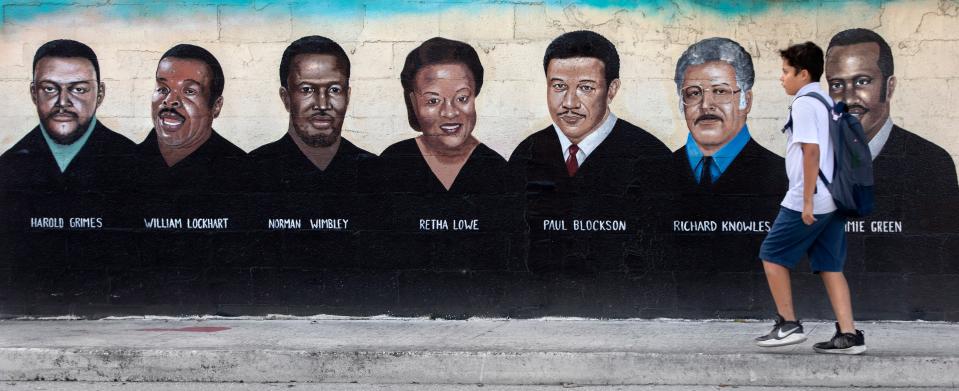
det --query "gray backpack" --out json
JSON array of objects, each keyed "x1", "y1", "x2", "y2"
[{"x1": 785, "y1": 93, "x2": 875, "y2": 217}]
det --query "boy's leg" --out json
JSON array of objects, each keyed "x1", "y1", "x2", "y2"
[
  {"x1": 762, "y1": 260, "x2": 796, "y2": 321},
  {"x1": 821, "y1": 271, "x2": 855, "y2": 333}
]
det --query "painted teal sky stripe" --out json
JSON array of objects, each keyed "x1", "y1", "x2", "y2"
[{"x1": 0, "y1": 0, "x2": 891, "y2": 24}]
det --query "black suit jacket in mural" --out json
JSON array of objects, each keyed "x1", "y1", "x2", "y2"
[
  {"x1": 508, "y1": 118, "x2": 672, "y2": 200},
  {"x1": 848, "y1": 125, "x2": 959, "y2": 277},
  {"x1": 0, "y1": 122, "x2": 136, "y2": 228},
  {"x1": 669, "y1": 138, "x2": 787, "y2": 198},
  {"x1": 657, "y1": 137, "x2": 788, "y2": 275},
  {"x1": 507, "y1": 118, "x2": 672, "y2": 275},
  {"x1": 873, "y1": 125, "x2": 958, "y2": 198}
]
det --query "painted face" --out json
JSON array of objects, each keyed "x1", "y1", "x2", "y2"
[
  {"x1": 31, "y1": 57, "x2": 103, "y2": 145},
  {"x1": 780, "y1": 59, "x2": 807, "y2": 96},
  {"x1": 546, "y1": 57, "x2": 619, "y2": 145},
  {"x1": 410, "y1": 63, "x2": 477, "y2": 153},
  {"x1": 151, "y1": 57, "x2": 221, "y2": 149},
  {"x1": 681, "y1": 61, "x2": 750, "y2": 155},
  {"x1": 825, "y1": 42, "x2": 893, "y2": 141},
  {"x1": 282, "y1": 54, "x2": 350, "y2": 148}
]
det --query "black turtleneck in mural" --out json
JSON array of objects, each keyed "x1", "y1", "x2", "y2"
[
  {"x1": 371, "y1": 138, "x2": 518, "y2": 275},
  {"x1": 0, "y1": 122, "x2": 136, "y2": 311},
  {"x1": 508, "y1": 118, "x2": 673, "y2": 276}
]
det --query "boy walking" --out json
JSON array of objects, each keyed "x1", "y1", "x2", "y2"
[{"x1": 755, "y1": 42, "x2": 866, "y2": 355}]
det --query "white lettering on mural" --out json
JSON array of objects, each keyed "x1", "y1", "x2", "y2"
[
  {"x1": 69, "y1": 217, "x2": 102, "y2": 228},
  {"x1": 144, "y1": 218, "x2": 182, "y2": 229},
  {"x1": 673, "y1": 220, "x2": 773, "y2": 233},
  {"x1": 844, "y1": 220, "x2": 903, "y2": 233},
  {"x1": 186, "y1": 218, "x2": 229, "y2": 229},
  {"x1": 418, "y1": 219, "x2": 480, "y2": 231},
  {"x1": 143, "y1": 218, "x2": 229, "y2": 229},
  {"x1": 30, "y1": 217, "x2": 64, "y2": 229},
  {"x1": 870, "y1": 220, "x2": 903, "y2": 233},
  {"x1": 720, "y1": 220, "x2": 771, "y2": 232},
  {"x1": 268, "y1": 218, "x2": 301, "y2": 229},
  {"x1": 673, "y1": 220, "x2": 718, "y2": 232},
  {"x1": 309, "y1": 218, "x2": 349, "y2": 230},
  {"x1": 543, "y1": 219, "x2": 567, "y2": 231},
  {"x1": 419, "y1": 219, "x2": 448, "y2": 230},
  {"x1": 573, "y1": 219, "x2": 627, "y2": 231},
  {"x1": 846, "y1": 220, "x2": 866, "y2": 233}
]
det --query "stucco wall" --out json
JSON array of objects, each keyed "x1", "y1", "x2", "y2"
[
  {"x1": 1, "y1": 0, "x2": 957, "y2": 178},
  {"x1": 2, "y1": 0, "x2": 958, "y2": 320}
]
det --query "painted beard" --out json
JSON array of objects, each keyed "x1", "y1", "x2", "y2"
[
  {"x1": 294, "y1": 124, "x2": 341, "y2": 148},
  {"x1": 45, "y1": 110, "x2": 91, "y2": 145}
]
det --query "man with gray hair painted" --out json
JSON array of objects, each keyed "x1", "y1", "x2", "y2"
[
  {"x1": 671, "y1": 37, "x2": 786, "y2": 196},
  {"x1": 656, "y1": 38, "x2": 789, "y2": 279}
]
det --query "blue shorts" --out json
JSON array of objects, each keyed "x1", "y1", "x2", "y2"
[{"x1": 759, "y1": 207, "x2": 847, "y2": 273}]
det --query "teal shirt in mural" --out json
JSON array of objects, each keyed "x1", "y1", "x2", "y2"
[
  {"x1": 40, "y1": 117, "x2": 97, "y2": 173},
  {"x1": 685, "y1": 124, "x2": 750, "y2": 184}
]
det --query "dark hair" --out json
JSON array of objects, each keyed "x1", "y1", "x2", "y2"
[
  {"x1": 280, "y1": 35, "x2": 351, "y2": 88},
  {"x1": 33, "y1": 39, "x2": 100, "y2": 83},
  {"x1": 159, "y1": 44, "x2": 224, "y2": 109},
  {"x1": 400, "y1": 37, "x2": 484, "y2": 131},
  {"x1": 779, "y1": 41, "x2": 824, "y2": 82},
  {"x1": 543, "y1": 30, "x2": 619, "y2": 86},
  {"x1": 828, "y1": 28, "x2": 894, "y2": 101}
]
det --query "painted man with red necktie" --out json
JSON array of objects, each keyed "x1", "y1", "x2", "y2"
[{"x1": 508, "y1": 30, "x2": 671, "y2": 275}]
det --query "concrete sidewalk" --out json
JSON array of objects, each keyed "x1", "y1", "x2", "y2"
[{"x1": 1, "y1": 318, "x2": 957, "y2": 388}]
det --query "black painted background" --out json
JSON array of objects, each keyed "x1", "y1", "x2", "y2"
[{"x1": 1, "y1": 159, "x2": 957, "y2": 321}]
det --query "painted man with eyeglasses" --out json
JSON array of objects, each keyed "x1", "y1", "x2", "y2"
[
  {"x1": 672, "y1": 37, "x2": 786, "y2": 195},
  {"x1": 658, "y1": 38, "x2": 789, "y2": 279},
  {"x1": 0, "y1": 40, "x2": 136, "y2": 228}
]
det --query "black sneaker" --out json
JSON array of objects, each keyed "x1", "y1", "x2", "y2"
[
  {"x1": 755, "y1": 314, "x2": 807, "y2": 347},
  {"x1": 813, "y1": 323, "x2": 867, "y2": 355}
]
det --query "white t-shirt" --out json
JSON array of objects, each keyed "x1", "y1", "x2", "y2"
[{"x1": 781, "y1": 82, "x2": 837, "y2": 214}]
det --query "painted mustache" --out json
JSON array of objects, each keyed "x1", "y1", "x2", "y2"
[
  {"x1": 47, "y1": 108, "x2": 78, "y2": 120},
  {"x1": 846, "y1": 104, "x2": 869, "y2": 116},
  {"x1": 556, "y1": 110, "x2": 586, "y2": 118},
  {"x1": 307, "y1": 112, "x2": 334, "y2": 121},
  {"x1": 158, "y1": 108, "x2": 185, "y2": 121},
  {"x1": 695, "y1": 114, "x2": 722, "y2": 125}
]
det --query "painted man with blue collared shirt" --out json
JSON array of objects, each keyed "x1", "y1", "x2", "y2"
[
  {"x1": 656, "y1": 38, "x2": 790, "y2": 280},
  {"x1": 671, "y1": 37, "x2": 787, "y2": 196}
]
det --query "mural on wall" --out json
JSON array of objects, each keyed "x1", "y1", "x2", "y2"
[{"x1": 0, "y1": 0, "x2": 957, "y2": 320}]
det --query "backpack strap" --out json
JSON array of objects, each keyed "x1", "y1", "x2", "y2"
[
  {"x1": 782, "y1": 92, "x2": 831, "y2": 133},
  {"x1": 786, "y1": 92, "x2": 835, "y2": 187}
]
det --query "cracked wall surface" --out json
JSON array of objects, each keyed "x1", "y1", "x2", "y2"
[{"x1": 0, "y1": 0, "x2": 955, "y2": 174}]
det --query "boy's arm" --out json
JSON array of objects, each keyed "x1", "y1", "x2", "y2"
[{"x1": 801, "y1": 142, "x2": 819, "y2": 225}]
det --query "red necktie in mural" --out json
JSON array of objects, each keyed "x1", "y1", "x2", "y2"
[{"x1": 566, "y1": 144, "x2": 580, "y2": 177}]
